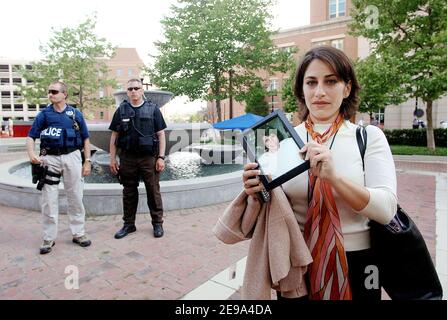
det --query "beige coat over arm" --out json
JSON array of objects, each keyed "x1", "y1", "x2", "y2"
[{"x1": 213, "y1": 187, "x2": 313, "y2": 299}]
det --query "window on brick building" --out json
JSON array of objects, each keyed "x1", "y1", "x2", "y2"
[
  {"x1": 331, "y1": 39, "x2": 344, "y2": 51},
  {"x1": 329, "y1": 0, "x2": 346, "y2": 19},
  {"x1": 268, "y1": 79, "x2": 278, "y2": 91},
  {"x1": 312, "y1": 41, "x2": 329, "y2": 47}
]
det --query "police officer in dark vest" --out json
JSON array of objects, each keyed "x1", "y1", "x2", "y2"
[
  {"x1": 26, "y1": 81, "x2": 92, "y2": 254},
  {"x1": 109, "y1": 78, "x2": 167, "y2": 239}
]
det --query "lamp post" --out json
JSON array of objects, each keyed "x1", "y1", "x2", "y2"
[{"x1": 140, "y1": 78, "x2": 152, "y2": 90}]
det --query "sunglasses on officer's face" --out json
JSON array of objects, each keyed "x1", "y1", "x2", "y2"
[
  {"x1": 127, "y1": 87, "x2": 141, "y2": 92},
  {"x1": 48, "y1": 89, "x2": 61, "y2": 95}
]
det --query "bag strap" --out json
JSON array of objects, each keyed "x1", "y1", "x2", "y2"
[{"x1": 356, "y1": 125, "x2": 367, "y2": 171}]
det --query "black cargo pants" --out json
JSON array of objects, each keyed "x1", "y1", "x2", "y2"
[{"x1": 118, "y1": 152, "x2": 164, "y2": 226}]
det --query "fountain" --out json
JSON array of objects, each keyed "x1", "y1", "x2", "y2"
[
  {"x1": 0, "y1": 89, "x2": 245, "y2": 214},
  {"x1": 88, "y1": 90, "x2": 212, "y2": 153}
]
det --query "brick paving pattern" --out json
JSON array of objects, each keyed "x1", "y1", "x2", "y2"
[{"x1": 0, "y1": 151, "x2": 444, "y2": 299}]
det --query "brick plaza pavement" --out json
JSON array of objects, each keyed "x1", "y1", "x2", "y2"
[{"x1": 0, "y1": 150, "x2": 445, "y2": 299}]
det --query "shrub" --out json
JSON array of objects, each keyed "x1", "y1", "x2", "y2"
[{"x1": 383, "y1": 128, "x2": 447, "y2": 147}]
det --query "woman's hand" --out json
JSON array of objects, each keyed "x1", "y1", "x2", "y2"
[
  {"x1": 242, "y1": 163, "x2": 264, "y2": 198},
  {"x1": 300, "y1": 142, "x2": 339, "y2": 182}
]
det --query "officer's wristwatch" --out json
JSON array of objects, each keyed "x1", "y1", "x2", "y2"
[
  {"x1": 157, "y1": 155, "x2": 165, "y2": 160},
  {"x1": 85, "y1": 158, "x2": 92, "y2": 163}
]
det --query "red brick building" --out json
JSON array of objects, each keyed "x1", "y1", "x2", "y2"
[{"x1": 207, "y1": 0, "x2": 369, "y2": 125}]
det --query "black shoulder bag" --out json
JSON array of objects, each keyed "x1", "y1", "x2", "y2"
[{"x1": 356, "y1": 126, "x2": 443, "y2": 300}]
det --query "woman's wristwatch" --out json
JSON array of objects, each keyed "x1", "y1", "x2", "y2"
[{"x1": 157, "y1": 155, "x2": 165, "y2": 160}]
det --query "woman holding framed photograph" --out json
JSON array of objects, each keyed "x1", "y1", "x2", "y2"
[{"x1": 242, "y1": 46, "x2": 397, "y2": 300}]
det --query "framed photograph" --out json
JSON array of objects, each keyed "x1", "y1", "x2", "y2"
[{"x1": 241, "y1": 109, "x2": 310, "y2": 193}]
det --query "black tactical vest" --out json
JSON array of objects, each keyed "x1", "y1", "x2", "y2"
[{"x1": 116, "y1": 100, "x2": 158, "y2": 154}]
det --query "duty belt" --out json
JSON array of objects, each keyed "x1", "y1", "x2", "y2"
[{"x1": 41, "y1": 147, "x2": 79, "y2": 156}]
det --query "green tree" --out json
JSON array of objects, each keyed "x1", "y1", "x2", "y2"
[
  {"x1": 354, "y1": 53, "x2": 407, "y2": 117},
  {"x1": 148, "y1": 0, "x2": 290, "y2": 122},
  {"x1": 350, "y1": 0, "x2": 447, "y2": 150},
  {"x1": 189, "y1": 106, "x2": 209, "y2": 122},
  {"x1": 279, "y1": 58, "x2": 300, "y2": 114},
  {"x1": 18, "y1": 15, "x2": 117, "y2": 114},
  {"x1": 281, "y1": 76, "x2": 297, "y2": 113},
  {"x1": 244, "y1": 80, "x2": 270, "y2": 116}
]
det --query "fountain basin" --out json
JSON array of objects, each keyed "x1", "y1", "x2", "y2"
[
  {"x1": 185, "y1": 144, "x2": 244, "y2": 164},
  {"x1": 0, "y1": 158, "x2": 243, "y2": 215},
  {"x1": 88, "y1": 122, "x2": 212, "y2": 154}
]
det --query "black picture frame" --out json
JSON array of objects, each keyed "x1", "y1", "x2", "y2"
[{"x1": 241, "y1": 109, "x2": 310, "y2": 193}]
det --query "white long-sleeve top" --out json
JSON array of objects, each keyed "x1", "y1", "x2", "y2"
[{"x1": 282, "y1": 120, "x2": 398, "y2": 251}]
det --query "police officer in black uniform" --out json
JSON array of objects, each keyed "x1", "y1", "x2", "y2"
[
  {"x1": 26, "y1": 81, "x2": 92, "y2": 254},
  {"x1": 109, "y1": 78, "x2": 167, "y2": 239}
]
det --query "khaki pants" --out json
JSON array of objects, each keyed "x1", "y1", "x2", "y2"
[{"x1": 41, "y1": 150, "x2": 86, "y2": 241}]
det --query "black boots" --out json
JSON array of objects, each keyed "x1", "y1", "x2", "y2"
[
  {"x1": 114, "y1": 224, "x2": 164, "y2": 238},
  {"x1": 114, "y1": 224, "x2": 137, "y2": 239},
  {"x1": 153, "y1": 224, "x2": 164, "y2": 238}
]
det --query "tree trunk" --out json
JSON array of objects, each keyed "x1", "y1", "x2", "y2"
[
  {"x1": 425, "y1": 99, "x2": 435, "y2": 151},
  {"x1": 216, "y1": 99, "x2": 222, "y2": 122},
  {"x1": 79, "y1": 86, "x2": 83, "y2": 111}
]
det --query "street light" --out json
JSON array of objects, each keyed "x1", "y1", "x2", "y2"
[{"x1": 140, "y1": 78, "x2": 152, "y2": 90}]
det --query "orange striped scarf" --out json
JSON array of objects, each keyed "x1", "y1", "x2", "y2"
[{"x1": 304, "y1": 114, "x2": 352, "y2": 300}]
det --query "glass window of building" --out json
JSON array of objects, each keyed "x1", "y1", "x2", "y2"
[
  {"x1": 268, "y1": 79, "x2": 278, "y2": 91},
  {"x1": 312, "y1": 40, "x2": 328, "y2": 47},
  {"x1": 1, "y1": 78, "x2": 9, "y2": 85},
  {"x1": 100, "y1": 111, "x2": 104, "y2": 119},
  {"x1": 331, "y1": 39, "x2": 344, "y2": 51},
  {"x1": 0, "y1": 65, "x2": 9, "y2": 71},
  {"x1": 99, "y1": 89, "x2": 104, "y2": 98},
  {"x1": 329, "y1": 0, "x2": 346, "y2": 19},
  {"x1": 2, "y1": 104, "x2": 12, "y2": 110},
  {"x1": 116, "y1": 69, "x2": 123, "y2": 77},
  {"x1": 12, "y1": 78, "x2": 22, "y2": 84},
  {"x1": 128, "y1": 69, "x2": 133, "y2": 76},
  {"x1": 1, "y1": 91, "x2": 11, "y2": 97},
  {"x1": 14, "y1": 104, "x2": 23, "y2": 111},
  {"x1": 28, "y1": 105, "x2": 37, "y2": 111}
]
